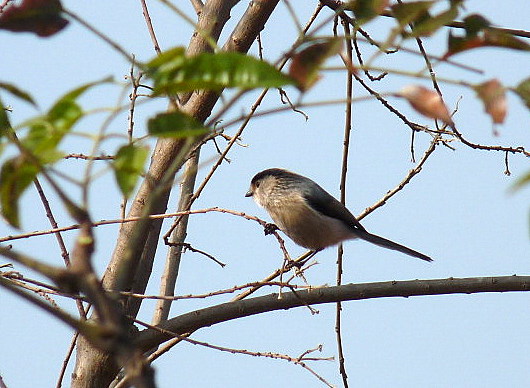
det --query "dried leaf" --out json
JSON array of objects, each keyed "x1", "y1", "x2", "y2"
[
  {"x1": 399, "y1": 85, "x2": 454, "y2": 127},
  {"x1": 289, "y1": 38, "x2": 342, "y2": 92},
  {"x1": 474, "y1": 79, "x2": 507, "y2": 124}
]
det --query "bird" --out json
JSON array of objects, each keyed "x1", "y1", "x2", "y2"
[{"x1": 245, "y1": 168, "x2": 432, "y2": 262}]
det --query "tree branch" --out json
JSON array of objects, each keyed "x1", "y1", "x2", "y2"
[{"x1": 136, "y1": 275, "x2": 530, "y2": 350}]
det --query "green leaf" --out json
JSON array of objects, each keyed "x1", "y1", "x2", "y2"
[
  {"x1": 344, "y1": 0, "x2": 389, "y2": 25},
  {"x1": 409, "y1": 4, "x2": 459, "y2": 37},
  {"x1": 461, "y1": 14, "x2": 491, "y2": 36},
  {"x1": 0, "y1": 82, "x2": 37, "y2": 107},
  {"x1": 113, "y1": 144, "x2": 149, "y2": 198},
  {"x1": 0, "y1": 156, "x2": 39, "y2": 228},
  {"x1": 443, "y1": 15, "x2": 530, "y2": 58},
  {"x1": 147, "y1": 48, "x2": 294, "y2": 94},
  {"x1": 483, "y1": 30, "x2": 530, "y2": 52},
  {"x1": 147, "y1": 111, "x2": 210, "y2": 138},
  {"x1": 510, "y1": 170, "x2": 530, "y2": 193},
  {"x1": 0, "y1": 98, "x2": 11, "y2": 158},
  {"x1": 514, "y1": 78, "x2": 530, "y2": 109},
  {"x1": 21, "y1": 77, "x2": 112, "y2": 162},
  {"x1": 0, "y1": 98, "x2": 9, "y2": 136},
  {"x1": 21, "y1": 119, "x2": 62, "y2": 161},
  {"x1": 391, "y1": 1, "x2": 434, "y2": 26}
]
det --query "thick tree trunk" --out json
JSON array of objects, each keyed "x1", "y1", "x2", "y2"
[
  {"x1": 71, "y1": 336, "x2": 118, "y2": 388},
  {"x1": 70, "y1": 0, "x2": 281, "y2": 386}
]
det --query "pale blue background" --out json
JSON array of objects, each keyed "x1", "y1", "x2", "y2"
[{"x1": 1, "y1": 1, "x2": 529, "y2": 387}]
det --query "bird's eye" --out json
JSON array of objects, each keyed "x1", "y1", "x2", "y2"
[{"x1": 255, "y1": 181, "x2": 260, "y2": 188}]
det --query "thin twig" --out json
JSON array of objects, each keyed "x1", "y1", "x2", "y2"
[
  {"x1": 133, "y1": 318, "x2": 335, "y2": 388},
  {"x1": 358, "y1": 137, "x2": 438, "y2": 221},
  {"x1": 282, "y1": 0, "x2": 303, "y2": 35},
  {"x1": 33, "y1": 179, "x2": 71, "y2": 267},
  {"x1": 121, "y1": 59, "x2": 142, "y2": 220},
  {"x1": 63, "y1": 9, "x2": 135, "y2": 64},
  {"x1": 0, "y1": 207, "x2": 268, "y2": 243},
  {"x1": 140, "y1": 0, "x2": 162, "y2": 54},
  {"x1": 166, "y1": 242, "x2": 226, "y2": 267},
  {"x1": 153, "y1": 152, "x2": 201, "y2": 325},
  {"x1": 0, "y1": 275, "x2": 84, "y2": 332},
  {"x1": 1, "y1": 272, "x2": 83, "y2": 301},
  {"x1": 278, "y1": 88, "x2": 309, "y2": 120},
  {"x1": 56, "y1": 333, "x2": 80, "y2": 388},
  {"x1": 231, "y1": 250, "x2": 315, "y2": 301},
  {"x1": 33, "y1": 179, "x2": 87, "y2": 318},
  {"x1": 121, "y1": 281, "x2": 311, "y2": 301},
  {"x1": 450, "y1": 125, "x2": 530, "y2": 157},
  {"x1": 64, "y1": 153, "x2": 114, "y2": 160},
  {"x1": 504, "y1": 151, "x2": 511, "y2": 176},
  {"x1": 334, "y1": 19, "x2": 354, "y2": 388}
]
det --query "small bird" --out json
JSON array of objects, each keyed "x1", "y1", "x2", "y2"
[{"x1": 245, "y1": 168, "x2": 432, "y2": 262}]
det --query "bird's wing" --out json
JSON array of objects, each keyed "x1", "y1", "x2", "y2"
[{"x1": 303, "y1": 185, "x2": 367, "y2": 233}]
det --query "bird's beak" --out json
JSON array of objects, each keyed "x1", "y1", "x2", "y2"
[{"x1": 245, "y1": 188, "x2": 253, "y2": 197}]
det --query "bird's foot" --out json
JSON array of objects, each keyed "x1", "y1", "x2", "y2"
[{"x1": 263, "y1": 223, "x2": 279, "y2": 235}]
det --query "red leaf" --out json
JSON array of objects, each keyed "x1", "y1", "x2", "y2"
[
  {"x1": 0, "y1": 0, "x2": 68, "y2": 37},
  {"x1": 443, "y1": 14, "x2": 530, "y2": 59}
]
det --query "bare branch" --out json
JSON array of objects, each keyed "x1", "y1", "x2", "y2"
[
  {"x1": 0, "y1": 207, "x2": 269, "y2": 243},
  {"x1": 123, "y1": 319, "x2": 335, "y2": 388},
  {"x1": 140, "y1": 0, "x2": 162, "y2": 54},
  {"x1": 166, "y1": 242, "x2": 226, "y2": 268},
  {"x1": 137, "y1": 275, "x2": 530, "y2": 351},
  {"x1": 153, "y1": 154, "x2": 201, "y2": 325},
  {"x1": 335, "y1": 18, "x2": 355, "y2": 387},
  {"x1": 358, "y1": 136, "x2": 438, "y2": 220},
  {"x1": 122, "y1": 281, "x2": 310, "y2": 301},
  {"x1": 64, "y1": 153, "x2": 114, "y2": 160}
]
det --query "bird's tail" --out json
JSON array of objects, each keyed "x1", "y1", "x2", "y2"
[{"x1": 357, "y1": 231, "x2": 432, "y2": 262}]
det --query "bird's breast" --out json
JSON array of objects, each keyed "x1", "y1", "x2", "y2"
[{"x1": 264, "y1": 196, "x2": 356, "y2": 250}]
